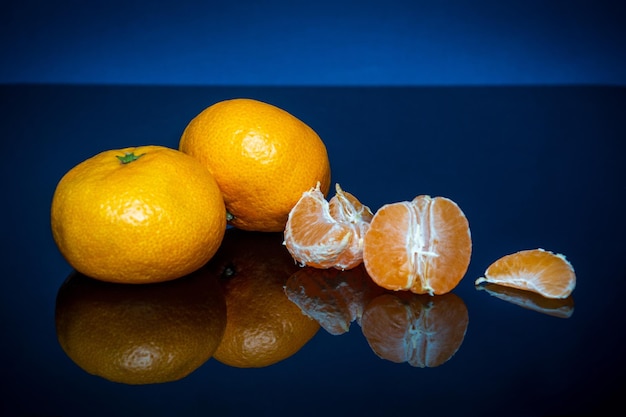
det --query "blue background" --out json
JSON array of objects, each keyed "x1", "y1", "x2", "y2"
[{"x1": 2, "y1": 0, "x2": 625, "y2": 85}]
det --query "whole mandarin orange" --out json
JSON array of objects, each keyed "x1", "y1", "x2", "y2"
[
  {"x1": 179, "y1": 98, "x2": 331, "y2": 232},
  {"x1": 206, "y1": 228, "x2": 320, "y2": 368},
  {"x1": 51, "y1": 145, "x2": 226, "y2": 284},
  {"x1": 55, "y1": 269, "x2": 227, "y2": 384}
]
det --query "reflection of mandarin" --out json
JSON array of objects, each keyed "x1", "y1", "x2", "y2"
[
  {"x1": 55, "y1": 270, "x2": 227, "y2": 385},
  {"x1": 363, "y1": 195, "x2": 472, "y2": 295},
  {"x1": 179, "y1": 98, "x2": 331, "y2": 232},
  {"x1": 284, "y1": 183, "x2": 373, "y2": 270},
  {"x1": 477, "y1": 282, "x2": 575, "y2": 319},
  {"x1": 207, "y1": 229, "x2": 320, "y2": 368},
  {"x1": 361, "y1": 292, "x2": 469, "y2": 368},
  {"x1": 285, "y1": 264, "x2": 386, "y2": 335}
]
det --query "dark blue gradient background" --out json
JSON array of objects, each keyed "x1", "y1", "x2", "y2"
[{"x1": 2, "y1": 0, "x2": 625, "y2": 85}]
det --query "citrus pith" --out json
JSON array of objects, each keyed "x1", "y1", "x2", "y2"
[{"x1": 284, "y1": 183, "x2": 373, "y2": 270}]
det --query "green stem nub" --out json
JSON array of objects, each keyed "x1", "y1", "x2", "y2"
[{"x1": 116, "y1": 152, "x2": 145, "y2": 164}]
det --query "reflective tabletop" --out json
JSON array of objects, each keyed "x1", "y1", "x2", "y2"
[{"x1": 1, "y1": 85, "x2": 624, "y2": 416}]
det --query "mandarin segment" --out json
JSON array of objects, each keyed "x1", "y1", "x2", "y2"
[
  {"x1": 363, "y1": 195, "x2": 472, "y2": 295},
  {"x1": 475, "y1": 248, "x2": 576, "y2": 299},
  {"x1": 284, "y1": 183, "x2": 373, "y2": 270}
]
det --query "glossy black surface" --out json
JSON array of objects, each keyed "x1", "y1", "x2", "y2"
[{"x1": 1, "y1": 85, "x2": 624, "y2": 416}]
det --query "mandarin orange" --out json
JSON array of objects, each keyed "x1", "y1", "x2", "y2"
[
  {"x1": 475, "y1": 248, "x2": 576, "y2": 299},
  {"x1": 362, "y1": 195, "x2": 472, "y2": 295},
  {"x1": 51, "y1": 146, "x2": 226, "y2": 284},
  {"x1": 284, "y1": 183, "x2": 373, "y2": 270},
  {"x1": 179, "y1": 98, "x2": 331, "y2": 232},
  {"x1": 55, "y1": 269, "x2": 227, "y2": 384},
  {"x1": 206, "y1": 229, "x2": 320, "y2": 368}
]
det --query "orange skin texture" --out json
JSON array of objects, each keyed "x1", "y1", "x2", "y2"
[
  {"x1": 55, "y1": 269, "x2": 227, "y2": 385},
  {"x1": 179, "y1": 98, "x2": 331, "y2": 232},
  {"x1": 51, "y1": 145, "x2": 226, "y2": 284}
]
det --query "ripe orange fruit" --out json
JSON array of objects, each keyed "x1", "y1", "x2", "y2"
[
  {"x1": 284, "y1": 264, "x2": 386, "y2": 335},
  {"x1": 51, "y1": 145, "x2": 226, "y2": 284},
  {"x1": 284, "y1": 183, "x2": 373, "y2": 270},
  {"x1": 361, "y1": 292, "x2": 469, "y2": 368},
  {"x1": 475, "y1": 248, "x2": 576, "y2": 299},
  {"x1": 206, "y1": 229, "x2": 320, "y2": 368},
  {"x1": 362, "y1": 195, "x2": 472, "y2": 295},
  {"x1": 476, "y1": 282, "x2": 575, "y2": 319},
  {"x1": 179, "y1": 98, "x2": 331, "y2": 232},
  {"x1": 55, "y1": 269, "x2": 227, "y2": 385}
]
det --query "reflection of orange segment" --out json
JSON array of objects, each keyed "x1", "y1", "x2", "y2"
[
  {"x1": 475, "y1": 248, "x2": 576, "y2": 299},
  {"x1": 476, "y1": 282, "x2": 574, "y2": 319},
  {"x1": 361, "y1": 292, "x2": 469, "y2": 368},
  {"x1": 284, "y1": 183, "x2": 373, "y2": 270},
  {"x1": 284, "y1": 264, "x2": 386, "y2": 335},
  {"x1": 363, "y1": 195, "x2": 472, "y2": 295}
]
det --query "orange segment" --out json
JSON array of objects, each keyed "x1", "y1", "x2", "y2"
[
  {"x1": 475, "y1": 248, "x2": 576, "y2": 299},
  {"x1": 363, "y1": 195, "x2": 472, "y2": 295},
  {"x1": 284, "y1": 183, "x2": 373, "y2": 270}
]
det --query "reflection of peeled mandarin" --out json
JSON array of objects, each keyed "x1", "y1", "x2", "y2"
[
  {"x1": 207, "y1": 229, "x2": 320, "y2": 368},
  {"x1": 55, "y1": 269, "x2": 226, "y2": 385},
  {"x1": 476, "y1": 282, "x2": 574, "y2": 319},
  {"x1": 361, "y1": 292, "x2": 469, "y2": 368},
  {"x1": 285, "y1": 264, "x2": 386, "y2": 335}
]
